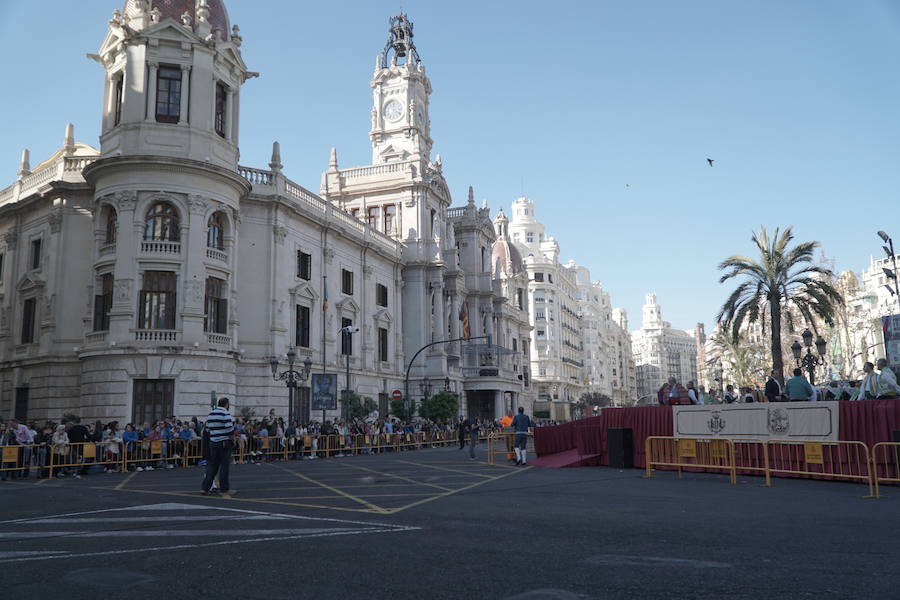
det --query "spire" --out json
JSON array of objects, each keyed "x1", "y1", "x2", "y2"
[
  {"x1": 467, "y1": 186, "x2": 475, "y2": 205},
  {"x1": 269, "y1": 141, "x2": 283, "y2": 173},
  {"x1": 64, "y1": 123, "x2": 75, "y2": 155},
  {"x1": 329, "y1": 147, "x2": 338, "y2": 172},
  {"x1": 379, "y1": 14, "x2": 421, "y2": 68},
  {"x1": 17, "y1": 149, "x2": 30, "y2": 179}
]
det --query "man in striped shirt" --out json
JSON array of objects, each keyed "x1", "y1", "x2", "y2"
[{"x1": 201, "y1": 397, "x2": 234, "y2": 496}]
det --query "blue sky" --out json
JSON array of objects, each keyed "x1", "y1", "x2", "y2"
[{"x1": 2, "y1": 1, "x2": 899, "y2": 333}]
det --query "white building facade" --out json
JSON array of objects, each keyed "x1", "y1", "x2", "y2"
[{"x1": 631, "y1": 293, "x2": 697, "y2": 401}]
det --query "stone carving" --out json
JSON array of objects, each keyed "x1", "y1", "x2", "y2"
[
  {"x1": 181, "y1": 11, "x2": 192, "y2": 26},
  {"x1": 0, "y1": 307, "x2": 8, "y2": 331},
  {"x1": 113, "y1": 278, "x2": 132, "y2": 303},
  {"x1": 48, "y1": 210, "x2": 62, "y2": 234},
  {"x1": 231, "y1": 25, "x2": 242, "y2": 47},
  {"x1": 363, "y1": 265, "x2": 373, "y2": 278},
  {"x1": 3, "y1": 230, "x2": 18, "y2": 250},
  {"x1": 273, "y1": 225, "x2": 287, "y2": 245},
  {"x1": 188, "y1": 194, "x2": 208, "y2": 215},
  {"x1": 276, "y1": 300, "x2": 285, "y2": 327},
  {"x1": 371, "y1": 107, "x2": 377, "y2": 129},
  {"x1": 114, "y1": 190, "x2": 136, "y2": 211},
  {"x1": 149, "y1": 6, "x2": 161, "y2": 22},
  {"x1": 324, "y1": 247, "x2": 335, "y2": 264}
]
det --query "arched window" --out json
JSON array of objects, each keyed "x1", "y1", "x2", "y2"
[
  {"x1": 105, "y1": 207, "x2": 118, "y2": 244},
  {"x1": 144, "y1": 202, "x2": 179, "y2": 241},
  {"x1": 207, "y1": 212, "x2": 225, "y2": 250}
]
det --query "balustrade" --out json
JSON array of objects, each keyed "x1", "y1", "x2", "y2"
[
  {"x1": 85, "y1": 331, "x2": 107, "y2": 344},
  {"x1": 339, "y1": 162, "x2": 404, "y2": 179},
  {"x1": 99, "y1": 242, "x2": 116, "y2": 255},
  {"x1": 134, "y1": 329, "x2": 179, "y2": 342},
  {"x1": 238, "y1": 166, "x2": 273, "y2": 185},
  {"x1": 140, "y1": 240, "x2": 181, "y2": 254},
  {"x1": 205, "y1": 247, "x2": 227, "y2": 262},
  {"x1": 206, "y1": 333, "x2": 231, "y2": 346}
]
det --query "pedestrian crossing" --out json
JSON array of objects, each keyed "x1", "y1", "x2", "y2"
[{"x1": 0, "y1": 502, "x2": 417, "y2": 564}]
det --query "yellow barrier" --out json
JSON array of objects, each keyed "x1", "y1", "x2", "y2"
[
  {"x1": 0, "y1": 443, "x2": 40, "y2": 477},
  {"x1": 122, "y1": 439, "x2": 187, "y2": 472},
  {"x1": 765, "y1": 440, "x2": 874, "y2": 498},
  {"x1": 870, "y1": 442, "x2": 900, "y2": 499},
  {"x1": 487, "y1": 431, "x2": 535, "y2": 465},
  {"x1": 49, "y1": 441, "x2": 126, "y2": 477},
  {"x1": 644, "y1": 436, "x2": 737, "y2": 485},
  {"x1": 731, "y1": 438, "x2": 771, "y2": 487}
]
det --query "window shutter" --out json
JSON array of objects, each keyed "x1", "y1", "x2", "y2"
[{"x1": 217, "y1": 298, "x2": 228, "y2": 334}]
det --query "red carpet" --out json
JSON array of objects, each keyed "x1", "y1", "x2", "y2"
[{"x1": 529, "y1": 448, "x2": 602, "y2": 468}]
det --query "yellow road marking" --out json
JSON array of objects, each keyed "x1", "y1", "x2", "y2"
[
  {"x1": 265, "y1": 463, "x2": 386, "y2": 513},
  {"x1": 383, "y1": 465, "x2": 531, "y2": 514},
  {"x1": 115, "y1": 471, "x2": 138, "y2": 490},
  {"x1": 34, "y1": 478, "x2": 50, "y2": 485},
  {"x1": 397, "y1": 459, "x2": 493, "y2": 478},
  {"x1": 335, "y1": 462, "x2": 455, "y2": 492}
]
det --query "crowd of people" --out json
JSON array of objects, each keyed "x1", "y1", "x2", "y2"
[
  {"x1": 0, "y1": 410, "x2": 530, "y2": 481},
  {"x1": 656, "y1": 358, "x2": 899, "y2": 405}
]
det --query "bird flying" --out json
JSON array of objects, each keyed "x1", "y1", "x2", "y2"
[{"x1": 707, "y1": 158, "x2": 714, "y2": 167}]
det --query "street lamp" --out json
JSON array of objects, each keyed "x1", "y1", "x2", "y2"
[
  {"x1": 339, "y1": 325, "x2": 359, "y2": 420},
  {"x1": 791, "y1": 328, "x2": 826, "y2": 385},
  {"x1": 270, "y1": 348, "x2": 313, "y2": 424},
  {"x1": 419, "y1": 378, "x2": 432, "y2": 419},
  {"x1": 876, "y1": 231, "x2": 900, "y2": 315}
]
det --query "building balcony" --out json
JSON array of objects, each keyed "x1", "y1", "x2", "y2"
[
  {"x1": 140, "y1": 240, "x2": 181, "y2": 255},
  {"x1": 205, "y1": 247, "x2": 228, "y2": 263},
  {"x1": 134, "y1": 329, "x2": 179, "y2": 343},
  {"x1": 85, "y1": 331, "x2": 107, "y2": 344},
  {"x1": 206, "y1": 333, "x2": 231, "y2": 346},
  {"x1": 99, "y1": 242, "x2": 116, "y2": 256}
]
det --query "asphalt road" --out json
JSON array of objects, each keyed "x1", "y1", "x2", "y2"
[{"x1": 1, "y1": 446, "x2": 897, "y2": 599}]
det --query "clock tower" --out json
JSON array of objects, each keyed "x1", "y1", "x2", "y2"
[{"x1": 370, "y1": 14, "x2": 432, "y2": 164}]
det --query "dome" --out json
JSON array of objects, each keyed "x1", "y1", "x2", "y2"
[
  {"x1": 124, "y1": 0, "x2": 230, "y2": 39},
  {"x1": 491, "y1": 237, "x2": 524, "y2": 277}
]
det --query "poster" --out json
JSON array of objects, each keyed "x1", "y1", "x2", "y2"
[
  {"x1": 882, "y1": 315, "x2": 900, "y2": 367},
  {"x1": 311, "y1": 373, "x2": 337, "y2": 411}
]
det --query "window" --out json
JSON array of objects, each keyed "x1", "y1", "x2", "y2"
[
  {"x1": 93, "y1": 274, "x2": 113, "y2": 332},
  {"x1": 105, "y1": 208, "x2": 118, "y2": 244},
  {"x1": 526, "y1": 232, "x2": 534, "y2": 243},
  {"x1": 21, "y1": 298, "x2": 36, "y2": 344},
  {"x1": 295, "y1": 305, "x2": 311, "y2": 347},
  {"x1": 215, "y1": 82, "x2": 227, "y2": 137},
  {"x1": 430, "y1": 209, "x2": 436, "y2": 236},
  {"x1": 378, "y1": 327, "x2": 389, "y2": 362},
  {"x1": 30, "y1": 239, "x2": 41, "y2": 270},
  {"x1": 0, "y1": 253, "x2": 4, "y2": 283},
  {"x1": 155, "y1": 65, "x2": 182, "y2": 123},
  {"x1": 341, "y1": 317, "x2": 353, "y2": 355},
  {"x1": 14, "y1": 387, "x2": 29, "y2": 422},
  {"x1": 207, "y1": 212, "x2": 225, "y2": 250},
  {"x1": 367, "y1": 206, "x2": 379, "y2": 229},
  {"x1": 113, "y1": 76, "x2": 124, "y2": 126},
  {"x1": 536, "y1": 329, "x2": 546, "y2": 338},
  {"x1": 144, "y1": 202, "x2": 179, "y2": 241},
  {"x1": 534, "y1": 273, "x2": 544, "y2": 282},
  {"x1": 350, "y1": 208, "x2": 360, "y2": 220},
  {"x1": 297, "y1": 251, "x2": 312, "y2": 280},
  {"x1": 376, "y1": 283, "x2": 388, "y2": 307},
  {"x1": 548, "y1": 274, "x2": 553, "y2": 283},
  {"x1": 133, "y1": 379, "x2": 174, "y2": 426},
  {"x1": 516, "y1": 288, "x2": 523, "y2": 310},
  {"x1": 536, "y1": 310, "x2": 545, "y2": 320},
  {"x1": 204, "y1": 277, "x2": 227, "y2": 334},
  {"x1": 341, "y1": 269, "x2": 353, "y2": 295},
  {"x1": 138, "y1": 271, "x2": 176, "y2": 329},
  {"x1": 384, "y1": 205, "x2": 396, "y2": 234},
  {"x1": 512, "y1": 338, "x2": 518, "y2": 352}
]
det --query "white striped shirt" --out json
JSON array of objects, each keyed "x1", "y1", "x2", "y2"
[{"x1": 206, "y1": 407, "x2": 234, "y2": 443}]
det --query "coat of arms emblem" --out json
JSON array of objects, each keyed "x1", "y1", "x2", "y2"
[
  {"x1": 707, "y1": 411, "x2": 726, "y2": 434},
  {"x1": 768, "y1": 407, "x2": 789, "y2": 435}
]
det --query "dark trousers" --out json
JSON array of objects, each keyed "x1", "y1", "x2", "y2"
[
  {"x1": 458, "y1": 431, "x2": 466, "y2": 449},
  {"x1": 201, "y1": 441, "x2": 231, "y2": 492}
]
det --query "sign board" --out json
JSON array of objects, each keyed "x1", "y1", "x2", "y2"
[
  {"x1": 391, "y1": 389, "x2": 403, "y2": 401},
  {"x1": 709, "y1": 440, "x2": 728, "y2": 460},
  {"x1": 882, "y1": 315, "x2": 900, "y2": 368},
  {"x1": 673, "y1": 402, "x2": 839, "y2": 442},
  {"x1": 804, "y1": 442, "x2": 825, "y2": 464},
  {"x1": 677, "y1": 439, "x2": 697, "y2": 458},
  {"x1": 311, "y1": 373, "x2": 338, "y2": 411}
]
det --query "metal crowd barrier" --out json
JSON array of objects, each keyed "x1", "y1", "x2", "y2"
[
  {"x1": 50, "y1": 441, "x2": 126, "y2": 477},
  {"x1": 871, "y1": 442, "x2": 900, "y2": 499},
  {"x1": 1, "y1": 443, "x2": 40, "y2": 478},
  {"x1": 486, "y1": 430, "x2": 535, "y2": 465},
  {"x1": 645, "y1": 437, "x2": 876, "y2": 497},
  {"x1": 644, "y1": 436, "x2": 737, "y2": 484}
]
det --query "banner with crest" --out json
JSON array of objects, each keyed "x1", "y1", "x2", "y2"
[{"x1": 672, "y1": 402, "x2": 839, "y2": 442}]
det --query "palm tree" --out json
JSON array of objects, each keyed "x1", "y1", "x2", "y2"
[{"x1": 717, "y1": 226, "x2": 843, "y2": 381}]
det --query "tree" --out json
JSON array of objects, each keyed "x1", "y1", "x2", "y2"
[
  {"x1": 418, "y1": 391, "x2": 459, "y2": 422},
  {"x1": 340, "y1": 392, "x2": 376, "y2": 420},
  {"x1": 710, "y1": 330, "x2": 767, "y2": 389},
  {"x1": 389, "y1": 397, "x2": 413, "y2": 422},
  {"x1": 717, "y1": 226, "x2": 843, "y2": 381}
]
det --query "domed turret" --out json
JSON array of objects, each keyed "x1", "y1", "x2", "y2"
[
  {"x1": 123, "y1": 0, "x2": 231, "y2": 39},
  {"x1": 491, "y1": 208, "x2": 524, "y2": 277}
]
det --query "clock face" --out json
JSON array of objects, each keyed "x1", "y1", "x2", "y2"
[{"x1": 383, "y1": 100, "x2": 403, "y2": 122}]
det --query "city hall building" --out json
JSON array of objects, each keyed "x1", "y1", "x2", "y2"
[{"x1": 0, "y1": 0, "x2": 534, "y2": 424}]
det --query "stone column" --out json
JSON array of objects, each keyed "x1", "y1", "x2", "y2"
[
  {"x1": 432, "y1": 282, "x2": 445, "y2": 354},
  {"x1": 179, "y1": 65, "x2": 191, "y2": 124},
  {"x1": 108, "y1": 192, "x2": 138, "y2": 341},
  {"x1": 145, "y1": 62, "x2": 158, "y2": 121},
  {"x1": 225, "y1": 88, "x2": 234, "y2": 141},
  {"x1": 449, "y1": 292, "x2": 460, "y2": 355},
  {"x1": 493, "y1": 390, "x2": 504, "y2": 420}
]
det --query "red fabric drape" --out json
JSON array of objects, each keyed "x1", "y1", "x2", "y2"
[{"x1": 533, "y1": 401, "x2": 900, "y2": 472}]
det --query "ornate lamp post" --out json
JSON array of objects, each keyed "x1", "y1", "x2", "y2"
[
  {"x1": 791, "y1": 328, "x2": 826, "y2": 385},
  {"x1": 270, "y1": 348, "x2": 313, "y2": 424},
  {"x1": 339, "y1": 326, "x2": 359, "y2": 420},
  {"x1": 877, "y1": 231, "x2": 900, "y2": 315},
  {"x1": 715, "y1": 361, "x2": 724, "y2": 401},
  {"x1": 419, "y1": 378, "x2": 432, "y2": 419}
]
